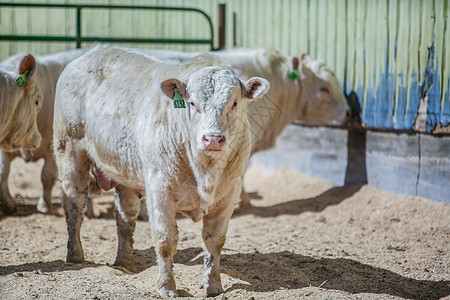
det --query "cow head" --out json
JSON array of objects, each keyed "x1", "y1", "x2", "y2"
[
  {"x1": 0, "y1": 54, "x2": 43, "y2": 151},
  {"x1": 161, "y1": 67, "x2": 269, "y2": 153},
  {"x1": 293, "y1": 54, "x2": 350, "y2": 125}
]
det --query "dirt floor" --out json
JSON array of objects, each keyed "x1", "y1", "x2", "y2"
[{"x1": 0, "y1": 159, "x2": 449, "y2": 300}]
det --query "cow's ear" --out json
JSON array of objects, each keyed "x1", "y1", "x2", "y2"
[
  {"x1": 300, "y1": 63, "x2": 313, "y2": 81},
  {"x1": 160, "y1": 79, "x2": 188, "y2": 100},
  {"x1": 292, "y1": 56, "x2": 299, "y2": 70},
  {"x1": 301, "y1": 53, "x2": 311, "y2": 63},
  {"x1": 242, "y1": 77, "x2": 270, "y2": 100},
  {"x1": 18, "y1": 54, "x2": 37, "y2": 93}
]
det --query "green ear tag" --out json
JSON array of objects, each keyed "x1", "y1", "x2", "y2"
[
  {"x1": 173, "y1": 88, "x2": 186, "y2": 108},
  {"x1": 16, "y1": 70, "x2": 29, "y2": 87},
  {"x1": 288, "y1": 69, "x2": 300, "y2": 81}
]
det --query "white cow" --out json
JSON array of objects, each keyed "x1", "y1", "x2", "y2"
[
  {"x1": 145, "y1": 48, "x2": 350, "y2": 150},
  {"x1": 0, "y1": 54, "x2": 42, "y2": 152},
  {"x1": 143, "y1": 48, "x2": 351, "y2": 207},
  {"x1": 53, "y1": 45, "x2": 269, "y2": 297},
  {"x1": 0, "y1": 50, "x2": 85, "y2": 215}
]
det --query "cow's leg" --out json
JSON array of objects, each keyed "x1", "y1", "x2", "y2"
[
  {"x1": 84, "y1": 197, "x2": 95, "y2": 218},
  {"x1": 146, "y1": 181, "x2": 178, "y2": 298},
  {"x1": 237, "y1": 184, "x2": 251, "y2": 208},
  {"x1": 236, "y1": 173, "x2": 251, "y2": 209},
  {"x1": 114, "y1": 185, "x2": 140, "y2": 272},
  {"x1": 55, "y1": 139, "x2": 90, "y2": 264},
  {"x1": 0, "y1": 151, "x2": 16, "y2": 215},
  {"x1": 137, "y1": 197, "x2": 149, "y2": 221},
  {"x1": 201, "y1": 182, "x2": 240, "y2": 297},
  {"x1": 37, "y1": 154, "x2": 58, "y2": 214}
]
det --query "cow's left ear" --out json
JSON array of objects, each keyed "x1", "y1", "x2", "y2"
[
  {"x1": 160, "y1": 79, "x2": 189, "y2": 100},
  {"x1": 242, "y1": 77, "x2": 270, "y2": 100},
  {"x1": 18, "y1": 54, "x2": 37, "y2": 93},
  {"x1": 300, "y1": 63, "x2": 313, "y2": 81}
]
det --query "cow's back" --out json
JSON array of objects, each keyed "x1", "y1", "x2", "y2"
[{"x1": 54, "y1": 46, "x2": 177, "y2": 187}]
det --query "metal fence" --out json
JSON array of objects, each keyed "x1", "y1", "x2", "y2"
[{"x1": 0, "y1": 2, "x2": 217, "y2": 50}]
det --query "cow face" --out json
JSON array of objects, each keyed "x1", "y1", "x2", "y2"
[
  {"x1": 0, "y1": 54, "x2": 43, "y2": 151},
  {"x1": 296, "y1": 54, "x2": 350, "y2": 125},
  {"x1": 161, "y1": 67, "x2": 269, "y2": 153}
]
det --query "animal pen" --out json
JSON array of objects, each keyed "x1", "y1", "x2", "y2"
[
  {"x1": 2, "y1": 0, "x2": 448, "y2": 201},
  {"x1": 0, "y1": 1, "x2": 449, "y2": 298}
]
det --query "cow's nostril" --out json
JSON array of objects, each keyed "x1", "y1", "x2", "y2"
[{"x1": 203, "y1": 135, "x2": 226, "y2": 150}]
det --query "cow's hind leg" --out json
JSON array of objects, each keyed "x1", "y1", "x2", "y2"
[
  {"x1": 114, "y1": 186, "x2": 140, "y2": 273},
  {"x1": 55, "y1": 139, "x2": 90, "y2": 264},
  {"x1": 146, "y1": 180, "x2": 178, "y2": 298}
]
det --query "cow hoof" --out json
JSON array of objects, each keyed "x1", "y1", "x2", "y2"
[
  {"x1": 204, "y1": 284, "x2": 224, "y2": 297},
  {"x1": 0, "y1": 201, "x2": 17, "y2": 215},
  {"x1": 66, "y1": 254, "x2": 85, "y2": 264},
  {"x1": 158, "y1": 286, "x2": 178, "y2": 298},
  {"x1": 113, "y1": 259, "x2": 136, "y2": 273},
  {"x1": 37, "y1": 197, "x2": 49, "y2": 214}
]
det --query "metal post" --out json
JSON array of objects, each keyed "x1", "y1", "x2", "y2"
[
  {"x1": 233, "y1": 12, "x2": 237, "y2": 47},
  {"x1": 76, "y1": 7, "x2": 81, "y2": 48},
  {"x1": 217, "y1": 4, "x2": 226, "y2": 50}
]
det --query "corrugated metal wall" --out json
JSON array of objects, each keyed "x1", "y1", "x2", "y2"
[{"x1": 1, "y1": 0, "x2": 449, "y2": 133}]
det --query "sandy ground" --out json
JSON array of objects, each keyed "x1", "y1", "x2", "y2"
[{"x1": 0, "y1": 159, "x2": 449, "y2": 300}]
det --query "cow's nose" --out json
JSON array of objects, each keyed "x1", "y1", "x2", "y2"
[{"x1": 202, "y1": 135, "x2": 226, "y2": 151}]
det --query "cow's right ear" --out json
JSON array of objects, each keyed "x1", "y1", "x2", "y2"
[
  {"x1": 18, "y1": 54, "x2": 37, "y2": 93},
  {"x1": 160, "y1": 79, "x2": 188, "y2": 100},
  {"x1": 242, "y1": 77, "x2": 270, "y2": 100}
]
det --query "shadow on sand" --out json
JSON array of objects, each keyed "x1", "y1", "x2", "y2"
[
  {"x1": 2, "y1": 248, "x2": 448, "y2": 299},
  {"x1": 234, "y1": 184, "x2": 363, "y2": 218}
]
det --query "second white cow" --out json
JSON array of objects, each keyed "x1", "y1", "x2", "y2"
[
  {"x1": 0, "y1": 49, "x2": 85, "y2": 215},
  {"x1": 143, "y1": 48, "x2": 351, "y2": 207},
  {"x1": 53, "y1": 46, "x2": 269, "y2": 297},
  {"x1": 0, "y1": 55, "x2": 42, "y2": 152}
]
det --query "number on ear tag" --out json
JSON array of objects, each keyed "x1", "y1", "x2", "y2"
[
  {"x1": 173, "y1": 88, "x2": 186, "y2": 108},
  {"x1": 16, "y1": 70, "x2": 29, "y2": 87}
]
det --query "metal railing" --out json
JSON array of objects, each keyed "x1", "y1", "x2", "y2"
[{"x1": 0, "y1": 3, "x2": 216, "y2": 50}]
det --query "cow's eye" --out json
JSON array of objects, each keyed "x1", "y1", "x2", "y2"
[
  {"x1": 189, "y1": 100, "x2": 200, "y2": 112},
  {"x1": 320, "y1": 87, "x2": 330, "y2": 94},
  {"x1": 232, "y1": 99, "x2": 238, "y2": 110}
]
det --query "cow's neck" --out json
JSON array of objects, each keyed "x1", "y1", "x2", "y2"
[{"x1": 187, "y1": 144, "x2": 228, "y2": 204}]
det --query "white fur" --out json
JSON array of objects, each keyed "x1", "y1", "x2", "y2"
[
  {"x1": 0, "y1": 58, "x2": 41, "y2": 152},
  {"x1": 0, "y1": 49, "x2": 85, "y2": 215},
  {"x1": 142, "y1": 48, "x2": 350, "y2": 208},
  {"x1": 144, "y1": 48, "x2": 350, "y2": 153},
  {"x1": 53, "y1": 45, "x2": 269, "y2": 297}
]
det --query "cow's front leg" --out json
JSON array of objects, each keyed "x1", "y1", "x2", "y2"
[
  {"x1": 201, "y1": 183, "x2": 240, "y2": 297},
  {"x1": 237, "y1": 184, "x2": 251, "y2": 208},
  {"x1": 0, "y1": 151, "x2": 15, "y2": 215},
  {"x1": 37, "y1": 154, "x2": 58, "y2": 214},
  {"x1": 146, "y1": 182, "x2": 178, "y2": 298},
  {"x1": 114, "y1": 185, "x2": 140, "y2": 273}
]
